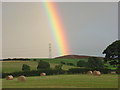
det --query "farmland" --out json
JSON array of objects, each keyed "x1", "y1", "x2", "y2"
[
  {"x1": 2, "y1": 58, "x2": 116, "y2": 73},
  {"x1": 2, "y1": 59, "x2": 80, "y2": 73},
  {"x1": 2, "y1": 74, "x2": 118, "y2": 88},
  {"x1": 2, "y1": 58, "x2": 118, "y2": 88}
]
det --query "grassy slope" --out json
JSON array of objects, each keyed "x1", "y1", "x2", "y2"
[
  {"x1": 2, "y1": 58, "x2": 116, "y2": 73},
  {"x1": 2, "y1": 74, "x2": 118, "y2": 88},
  {"x1": 2, "y1": 60, "x2": 78, "y2": 73}
]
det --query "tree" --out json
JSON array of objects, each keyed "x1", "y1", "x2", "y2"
[
  {"x1": 103, "y1": 40, "x2": 120, "y2": 66},
  {"x1": 77, "y1": 60, "x2": 87, "y2": 67},
  {"x1": 67, "y1": 63, "x2": 74, "y2": 66},
  {"x1": 55, "y1": 64, "x2": 63, "y2": 70},
  {"x1": 37, "y1": 60, "x2": 50, "y2": 70},
  {"x1": 87, "y1": 57, "x2": 104, "y2": 68},
  {"x1": 33, "y1": 59, "x2": 37, "y2": 61},
  {"x1": 22, "y1": 64, "x2": 30, "y2": 71},
  {"x1": 60, "y1": 61, "x2": 65, "y2": 64},
  {"x1": 116, "y1": 65, "x2": 120, "y2": 74}
]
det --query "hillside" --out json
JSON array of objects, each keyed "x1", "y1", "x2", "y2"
[{"x1": 55, "y1": 55, "x2": 104, "y2": 59}]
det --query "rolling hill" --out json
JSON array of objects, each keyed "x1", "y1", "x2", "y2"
[{"x1": 55, "y1": 55, "x2": 104, "y2": 59}]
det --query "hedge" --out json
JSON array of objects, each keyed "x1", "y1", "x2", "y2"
[
  {"x1": 68, "y1": 68, "x2": 111, "y2": 74},
  {"x1": 2, "y1": 69, "x2": 66, "y2": 78},
  {"x1": 2, "y1": 68, "x2": 112, "y2": 78}
]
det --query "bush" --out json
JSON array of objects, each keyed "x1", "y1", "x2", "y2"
[
  {"x1": 77, "y1": 61, "x2": 88, "y2": 67},
  {"x1": 116, "y1": 65, "x2": 120, "y2": 74},
  {"x1": 68, "y1": 68, "x2": 111, "y2": 74},
  {"x1": 33, "y1": 59, "x2": 37, "y2": 61},
  {"x1": 37, "y1": 60, "x2": 50, "y2": 70},
  {"x1": 67, "y1": 63, "x2": 74, "y2": 66},
  {"x1": 60, "y1": 61, "x2": 65, "y2": 64},
  {"x1": 55, "y1": 64, "x2": 63, "y2": 70},
  {"x1": 22, "y1": 64, "x2": 30, "y2": 71},
  {"x1": 2, "y1": 69, "x2": 67, "y2": 78},
  {"x1": 68, "y1": 68, "x2": 90, "y2": 74}
]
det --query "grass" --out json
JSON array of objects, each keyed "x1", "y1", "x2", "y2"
[
  {"x1": 2, "y1": 58, "x2": 117, "y2": 73},
  {"x1": 2, "y1": 61, "x2": 78, "y2": 73},
  {"x1": 2, "y1": 74, "x2": 118, "y2": 88}
]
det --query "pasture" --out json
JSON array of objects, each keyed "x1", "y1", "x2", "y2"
[
  {"x1": 2, "y1": 60, "x2": 78, "y2": 73},
  {"x1": 2, "y1": 59, "x2": 118, "y2": 88},
  {"x1": 2, "y1": 74, "x2": 118, "y2": 88},
  {"x1": 2, "y1": 58, "x2": 116, "y2": 73}
]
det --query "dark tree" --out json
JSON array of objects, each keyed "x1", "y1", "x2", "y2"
[
  {"x1": 87, "y1": 57, "x2": 104, "y2": 68},
  {"x1": 60, "y1": 61, "x2": 65, "y2": 64},
  {"x1": 33, "y1": 59, "x2": 37, "y2": 61},
  {"x1": 22, "y1": 64, "x2": 30, "y2": 71},
  {"x1": 55, "y1": 64, "x2": 63, "y2": 70},
  {"x1": 37, "y1": 60, "x2": 50, "y2": 70},
  {"x1": 103, "y1": 40, "x2": 120, "y2": 66},
  {"x1": 77, "y1": 60, "x2": 87, "y2": 67},
  {"x1": 67, "y1": 63, "x2": 74, "y2": 66}
]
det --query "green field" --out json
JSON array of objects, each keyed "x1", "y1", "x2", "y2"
[
  {"x1": 2, "y1": 58, "x2": 116, "y2": 73},
  {"x1": 2, "y1": 60, "x2": 78, "y2": 73},
  {"x1": 2, "y1": 74, "x2": 118, "y2": 88},
  {"x1": 2, "y1": 59, "x2": 118, "y2": 88}
]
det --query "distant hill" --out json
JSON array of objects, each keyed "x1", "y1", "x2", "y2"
[{"x1": 55, "y1": 55, "x2": 104, "y2": 59}]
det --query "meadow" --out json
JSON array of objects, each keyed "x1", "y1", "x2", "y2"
[
  {"x1": 2, "y1": 74, "x2": 118, "y2": 88},
  {"x1": 2, "y1": 59, "x2": 118, "y2": 88},
  {"x1": 2, "y1": 58, "x2": 116, "y2": 73},
  {"x1": 2, "y1": 60, "x2": 79, "y2": 73}
]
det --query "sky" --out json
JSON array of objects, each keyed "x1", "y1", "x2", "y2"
[{"x1": 2, "y1": 2, "x2": 118, "y2": 58}]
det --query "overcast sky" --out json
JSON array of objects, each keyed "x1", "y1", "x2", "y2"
[{"x1": 2, "y1": 2, "x2": 118, "y2": 58}]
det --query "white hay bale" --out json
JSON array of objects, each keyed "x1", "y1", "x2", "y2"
[
  {"x1": 87, "y1": 71, "x2": 92, "y2": 75},
  {"x1": 93, "y1": 71, "x2": 101, "y2": 76},
  {"x1": 6, "y1": 75, "x2": 13, "y2": 80},
  {"x1": 40, "y1": 73, "x2": 46, "y2": 76},
  {"x1": 18, "y1": 76, "x2": 26, "y2": 82}
]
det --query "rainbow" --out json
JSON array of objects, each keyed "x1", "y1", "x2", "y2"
[{"x1": 43, "y1": 2, "x2": 70, "y2": 56}]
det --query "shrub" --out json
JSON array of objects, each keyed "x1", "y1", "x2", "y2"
[
  {"x1": 33, "y1": 59, "x2": 37, "y2": 61},
  {"x1": 68, "y1": 68, "x2": 90, "y2": 74},
  {"x1": 77, "y1": 61, "x2": 88, "y2": 67},
  {"x1": 2, "y1": 69, "x2": 67, "y2": 78},
  {"x1": 37, "y1": 60, "x2": 50, "y2": 70},
  {"x1": 55, "y1": 64, "x2": 63, "y2": 70},
  {"x1": 22, "y1": 64, "x2": 30, "y2": 71},
  {"x1": 116, "y1": 65, "x2": 120, "y2": 74},
  {"x1": 68, "y1": 68, "x2": 111, "y2": 74},
  {"x1": 67, "y1": 63, "x2": 74, "y2": 66},
  {"x1": 60, "y1": 61, "x2": 65, "y2": 64}
]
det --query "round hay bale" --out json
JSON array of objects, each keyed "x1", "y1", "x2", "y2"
[
  {"x1": 18, "y1": 76, "x2": 26, "y2": 82},
  {"x1": 6, "y1": 75, "x2": 13, "y2": 80},
  {"x1": 93, "y1": 70, "x2": 97, "y2": 75},
  {"x1": 87, "y1": 71, "x2": 92, "y2": 75},
  {"x1": 93, "y1": 71, "x2": 101, "y2": 76},
  {"x1": 40, "y1": 73, "x2": 46, "y2": 76}
]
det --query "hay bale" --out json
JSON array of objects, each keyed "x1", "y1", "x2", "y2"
[
  {"x1": 6, "y1": 75, "x2": 13, "y2": 80},
  {"x1": 40, "y1": 73, "x2": 46, "y2": 76},
  {"x1": 93, "y1": 70, "x2": 97, "y2": 75},
  {"x1": 87, "y1": 71, "x2": 92, "y2": 75},
  {"x1": 18, "y1": 76, "x2": 26, "y2": 82},
  {"x1": 93, "y1": 71, "x2": 101, "y2": 76}
]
